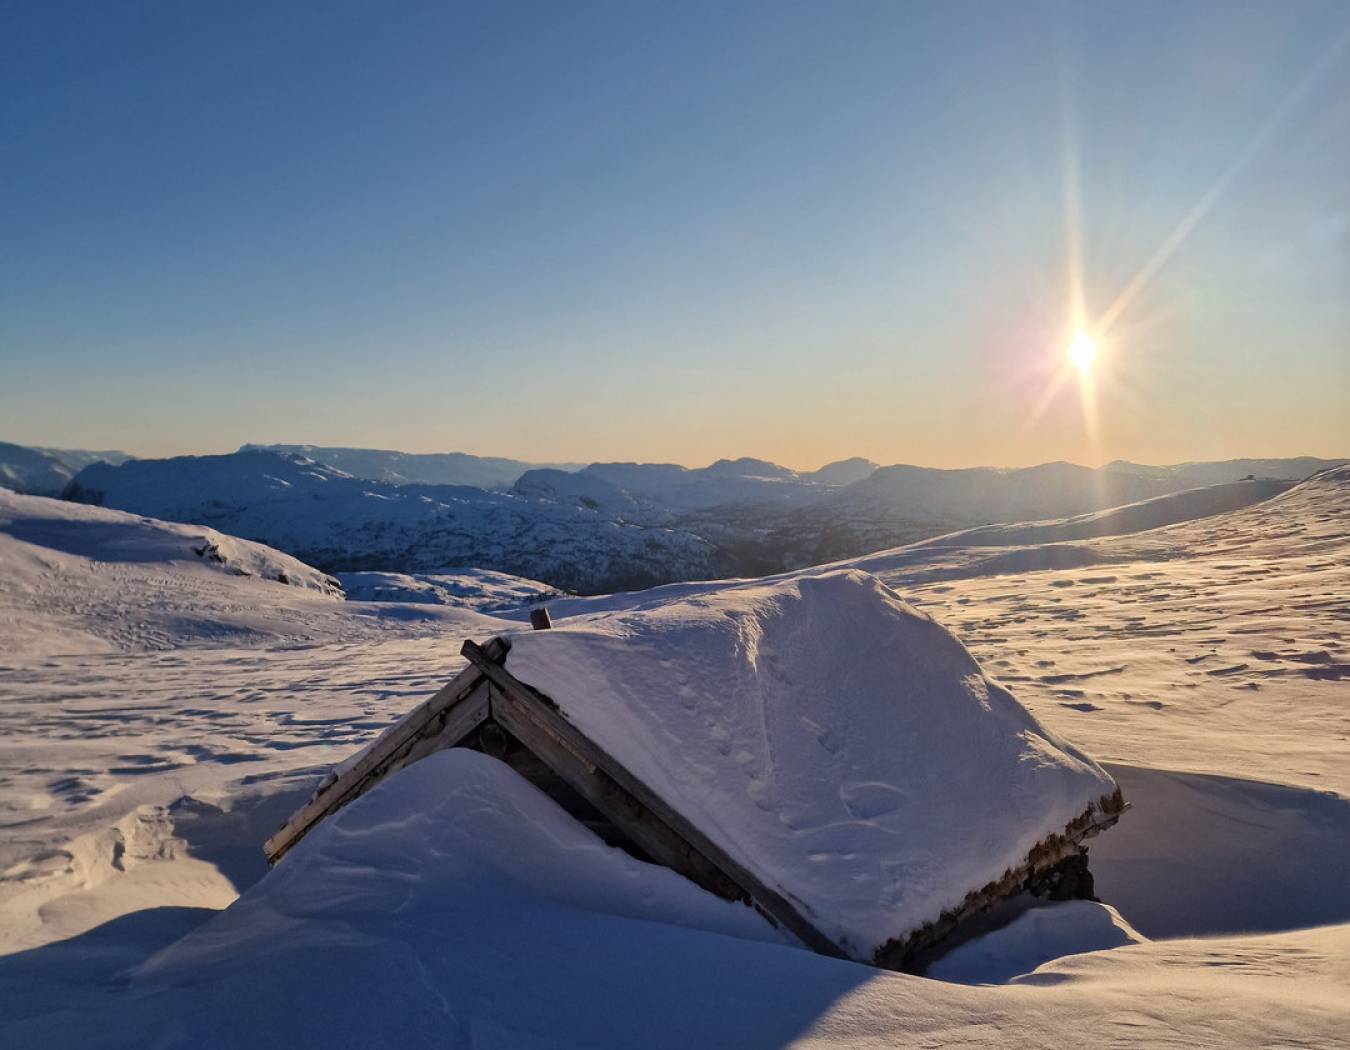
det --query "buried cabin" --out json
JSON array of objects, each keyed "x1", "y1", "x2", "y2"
[{"x1": 265, "y1": 569, "x2": 1125, "y2": 969}]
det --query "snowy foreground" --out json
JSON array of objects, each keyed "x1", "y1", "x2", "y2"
[{"x1": 2, "y1": 472, "x2": 1349, "y2": 1047}]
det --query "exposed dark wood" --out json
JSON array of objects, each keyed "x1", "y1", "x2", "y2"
[
  {"x1": 385, "y1": 683, "x2": 491, "y2": 775},
  {"x1": 529, "y1": 607, "x2": 553, "y2": 630},
  {"x1": 870, "y1": 788, "x2": 1127, "y2": 971},
  {"x1": 462, "y1": 638, "x2": 847, "y2": 959},
  {"x1": 265, "y1": 679, "x2": 491, "y2": 863},
  {"x1": 477, "y1": 720, "x2": 511, "y2": 758},
  {"x1": 488, "y1": 682, "x2": 747, "y2": 900},
  {"x1": 496, "y1": 725, "x2": 655, "y2": 857}
]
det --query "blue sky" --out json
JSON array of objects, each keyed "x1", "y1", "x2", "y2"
[{"x1": 3, "y1": 1, "x2": 1347, "y2": 468}]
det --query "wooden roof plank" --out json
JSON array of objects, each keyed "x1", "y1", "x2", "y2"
[
  {"x1": 263, "y1": 641, "x2": 506, "y2": 862},
  {"x1": 488, "y1": 681, "x2": 748, "y2": 903}
]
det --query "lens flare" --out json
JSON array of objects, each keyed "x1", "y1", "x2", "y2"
[{"x1": 1067, "y1": 331, "x2": 1098, "y2": 372}]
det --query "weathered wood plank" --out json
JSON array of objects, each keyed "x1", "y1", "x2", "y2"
[
  {"x1": 488, "y1": 683, "x2": 747, "y2": 901},
  {"x1": 263, "y1": 641, "x2": 506, "y2": 862},
  {"x1": 462, "y1": 638, "x2": 847, "y2": 959},
  {"x1": 385, "y1": 684, "x2": 491, "y2": 777},
  {"x1": 264, "y1": 679, "x2": 491, "y2": 862}
]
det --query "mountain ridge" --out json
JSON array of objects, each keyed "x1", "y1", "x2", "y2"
[{"x1": 59, "y1": 448, "x2": 1340, "y2": 594}]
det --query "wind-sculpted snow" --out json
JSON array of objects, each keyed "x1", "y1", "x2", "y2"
[
  {"x1": 3, "y1": 751, "x2": 1347, "y2": 1049},
  {"x1": 925, "y1": 900, "x2": 1146, "y2": 984}
]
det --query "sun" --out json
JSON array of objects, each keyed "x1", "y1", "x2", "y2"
[{"x1": 1067, "y1": 330, "x2": 1098, "y2": 373}]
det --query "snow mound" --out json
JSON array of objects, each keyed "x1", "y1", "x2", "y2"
[
  {"x1": 505, "y1": 568, "x2": 1119, "y2": 961},
  {"x1": 141, "y1": 749, "x2": 785, "y2": 980},
  {"x1": 926, "y1": 901, "x2": 1145, "y2": 984}
]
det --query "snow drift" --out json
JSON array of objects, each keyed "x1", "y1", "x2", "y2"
[{"x1": 504, "y1": 568, "x2": 1121, "y2": 962}]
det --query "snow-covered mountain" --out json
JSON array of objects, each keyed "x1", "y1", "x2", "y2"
[
  {"x1": 575, "y1": 458, "x2": 835, "y2": 511},
  {"x1": 0, "y1": 443, "x2": 133, "y2": 496},
  {"x1": 61, "y1": 449, "x2": 1337, "y2": 593},
  {"x1": 510, "y1": 467, "x2": 659, "y2": 519},
  {"x1": 0, "y1": 443, "x2": 73, "y2": 496},
  {"x1": 28, "y1": 446, "x2": 135, "y2": 470},
  {"x1": 241, "y1": 443, "x2": 583, "y2": 489},
  {"x1": 803, "y1": 455, "x2": 879, "y2": 485},
  {"x1": 67, "y1": 451, "x2": 723, "y2": 594}
]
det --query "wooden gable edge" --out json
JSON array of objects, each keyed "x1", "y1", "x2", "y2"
[
  {"x1": 262, "y1": 638, "x2": 505, "y2": 863},
  {"x1": 871, "y1": 787, "x2": 1128, "y2": 971},
  {"x1": 461, "y1": 638, "x2": 849, "y2": 961}
]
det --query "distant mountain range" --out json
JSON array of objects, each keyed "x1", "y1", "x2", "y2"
[
  {"x1": 0, "y1": 442, "x2": 134, "y2": 497},
  {"x1": 63, "y1": 451, "x2": 723, "y2": 594},
  {"x1": 41, "y1": 441, "x2": 1344, "y2": 594},
  {"x1": 239, "y1": 443, "x2": 586, "y2": 490}
]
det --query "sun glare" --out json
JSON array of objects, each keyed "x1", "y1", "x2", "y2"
[{"x1": 1067, "y1": 330, "x2": 1098, "y2": 372}]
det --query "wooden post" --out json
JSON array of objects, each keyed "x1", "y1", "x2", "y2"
[{"x1": 529, "y1": 607, "x2": 553, "y2": 630}]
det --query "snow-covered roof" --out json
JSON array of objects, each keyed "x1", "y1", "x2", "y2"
[{"x1": 504, "y1": 568, "x2": 1120, "y2": 962}]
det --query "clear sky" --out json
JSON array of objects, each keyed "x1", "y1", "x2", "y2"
[{"x1": 3, "y1": 1, "x2": 1348, "y2": 469}]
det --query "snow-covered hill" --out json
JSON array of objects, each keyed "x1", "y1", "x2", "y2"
[
  {"x1": 0, "y1": 488, "x2": 350, "y2": 656},
  {"x1": 1104, "y1": 456, "x2": 1345, "y2": 485},
  {"x1": 811, "y1": 460, "x2": 1192, "y2": 538},
  {"x1": 914, "y1": 477, "x2": 1295, "y2": 549}
]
